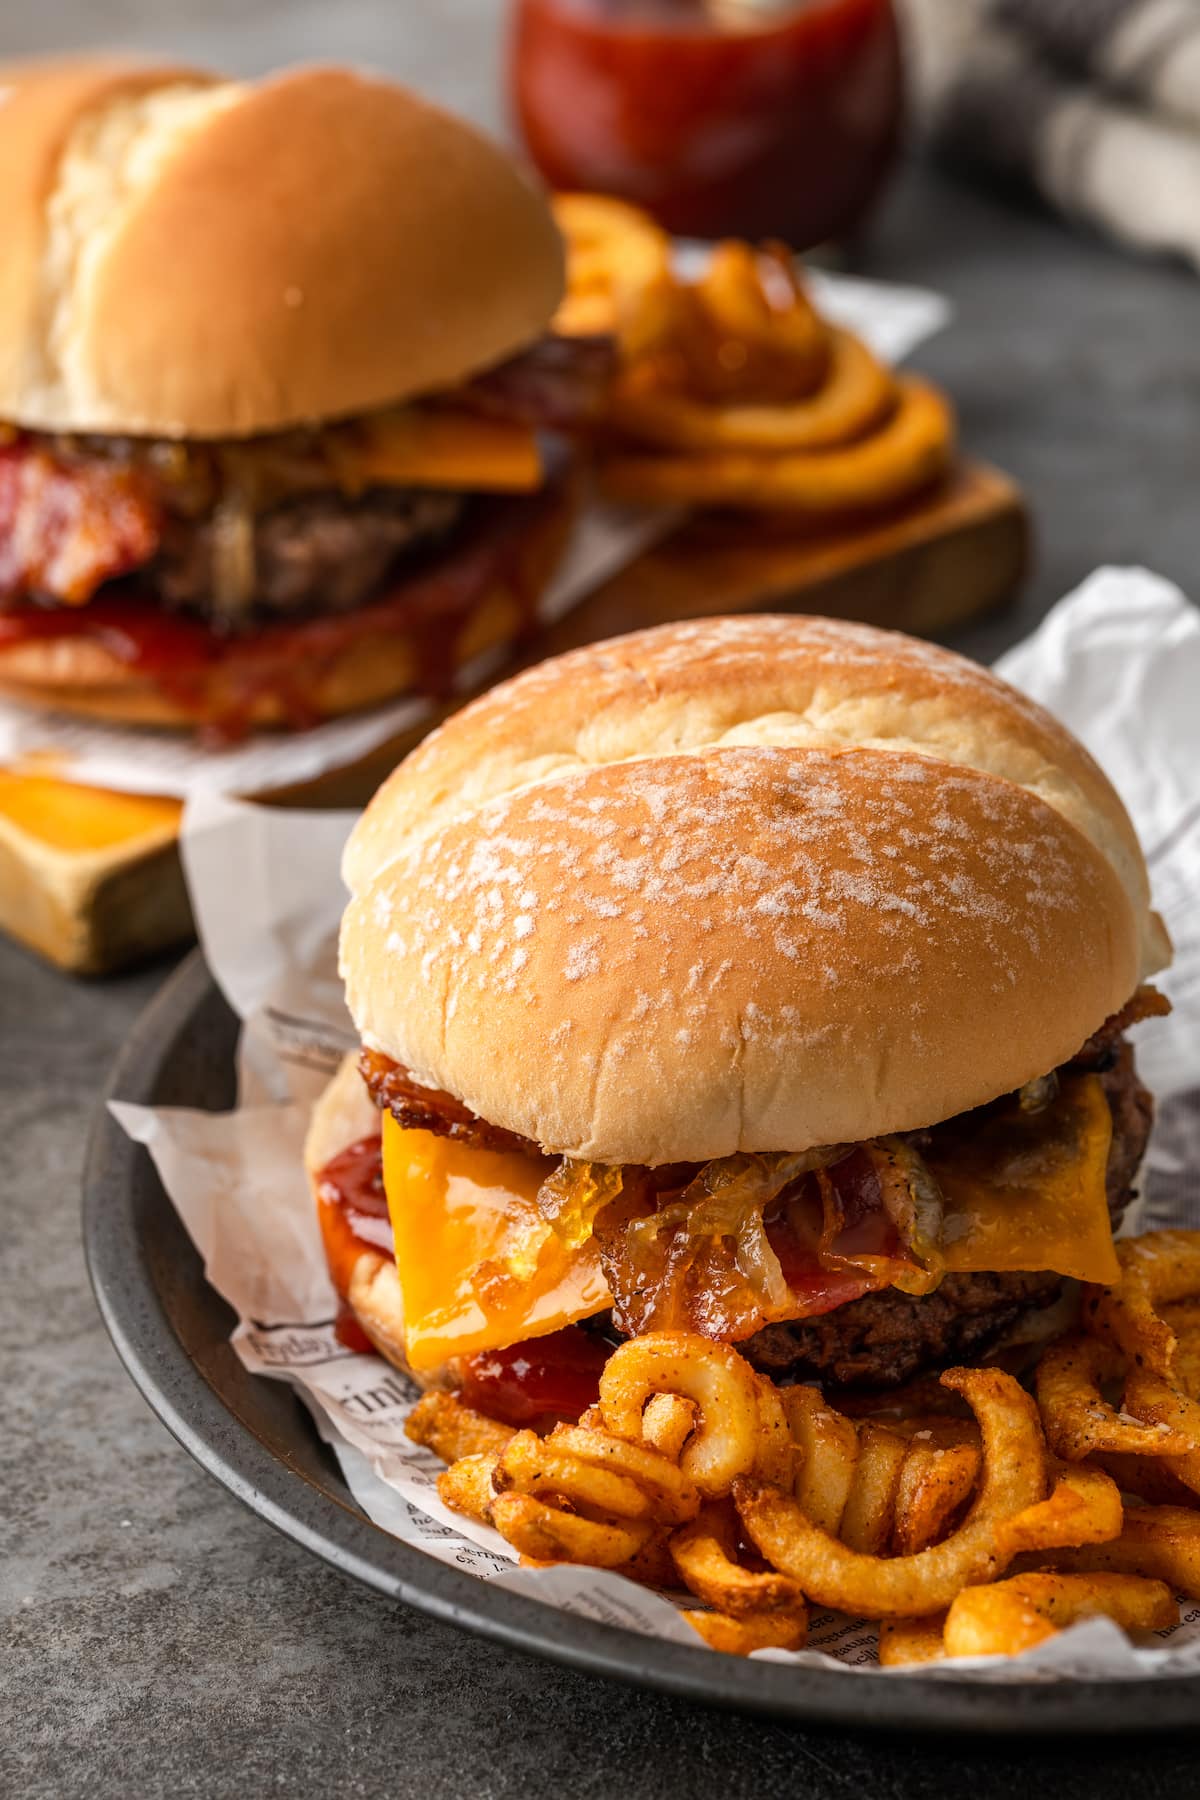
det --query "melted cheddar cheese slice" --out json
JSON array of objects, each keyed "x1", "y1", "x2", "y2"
[
  {"x1": 930, "y1": 1073, "x2": 1120, "y2": 1285},
  {"x1": 0, "y1": 771, "x2": 181, "y2": 851},
  {"x1": 382, "y1": 1113, "x2": 610, "y2": 1370},
  {"x1": 382, "y1": 1072, "x2": 1119, "y2": 1366},
  {"x1": 349, "y1": 410, "x2": 543, "y2": 493}
]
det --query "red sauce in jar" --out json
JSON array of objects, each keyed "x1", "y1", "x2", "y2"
[{"x1": 510, "y1": 0, "x2": 903, "y2": 246}]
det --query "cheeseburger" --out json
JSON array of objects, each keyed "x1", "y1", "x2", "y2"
[
  {"x1": 0, "y1": 56, "x2": 599, "y2": 733},
  {"x1": 309, "y1": 616, "x2": 1171, "y2": 1421}
]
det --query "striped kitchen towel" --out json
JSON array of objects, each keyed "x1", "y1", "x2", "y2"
[{"x1": 902, "y1": 0, "x2": 1200, "y2": 268}]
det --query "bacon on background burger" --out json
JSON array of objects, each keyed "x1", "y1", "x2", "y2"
[
  {"x1": 307, "y1": 614, "x2": 1172, "y2": 1428},
  {"x1": 0, "y1": 56, "x2": 609, "y2": 735}
]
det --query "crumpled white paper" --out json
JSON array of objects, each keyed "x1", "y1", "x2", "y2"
[
  {"x1": 111, "y1": 565, "x2": 1200, "y2": 1678},
  {"x1": 0, "y1": 269, "x2": 948, "y2": 801}
]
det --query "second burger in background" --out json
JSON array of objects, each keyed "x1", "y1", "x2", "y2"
[{"x1": 0, "y1": 56, "x2": 606, "y2": 735}]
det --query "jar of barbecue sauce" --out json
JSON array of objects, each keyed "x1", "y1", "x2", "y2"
[{"x1": 509, "y1": 0, "x2": 904, "y2": 249}]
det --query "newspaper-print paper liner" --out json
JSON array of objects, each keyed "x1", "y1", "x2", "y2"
[
  {"x1": 0, "y1": 269, "x2": 948, "y2": 801},
  {"x1": 111, "y1": 565, "x2": 1200, "y2": 1678}
]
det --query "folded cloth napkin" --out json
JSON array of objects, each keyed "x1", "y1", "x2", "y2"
[{"x1": 901, "y1": 0, "x2": 1200, "y2": 268}]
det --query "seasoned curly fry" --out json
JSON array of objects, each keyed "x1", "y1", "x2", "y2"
[
  {"x1": 1092, "y1": 1451, "x2": 1197, "y2": 1507},
  {"x1": 1045, "y1": 1504, "x2": 1200, "y2": 1600},
  {"x1": 995, "y1": 1459, "x2": 1123, "y2": 1558},
  {"x1": 1122, "y1": 1371, "x2": 1200, "y2": 1497},
  {"x1": 599, "y1": 377, "x2": 954, "y2": 516},
  {"x1": 491, "y1": 1492, "x2": 654, "y2": 1567},
  {"x1": 614, "y1": 239, "x2": 831, "y2": 401},
  {"x1": 437, "y1": 1452, "x2": 500, "y2": 1526},
  {"x1": 539, "y1": 1423, "x2": 702, "y2": 1524},
  {"x1": 610, "y1": 328, "x2": 892, "y2": 453},
  {"x1": 1162, "y1": 1302, "x2": 1200, "y2": 1399},
  {"x1": 701, "y1": 240, "x2": 827, "y2": 376},
  {"x1": 733, "y1": 1368, "x2": 1047, "y2": 1619},
  {"x1": 611, "y1": 1530, "x2": 680, "y2": 1591},
  {"x1": 494, "y1": 1429, "x2": 659, "y2": 1521},
  {"x1": 892, "y1": 1441, "x2": 981, "y2": 1556},
  {"x1": 670, "y1": 1501, "x2": 806, "y2": 1618},
  {"x1": 405, "y1": 1244, "x2": 1200, "y2": 1665},
  {"x1": 1035, "y1": 1333, "x2": 1191, "y2": 1461},
  {"x1": 551, "y1": 193, "x2": 672, "y2": 338},
  {"x1": 641, "y1": 1391, "x2": 699, "y2": 1462},
  {"x1": 1083, "y1": 1230, "x2": 1200, "y2": 1380},
  {"x1": 683, "y1": 1605, "x2": 808, "y2": 1655},
  {"x1": 406, "y1": 1390, "x2": 516, "y2": 1462},
  {"x1": 839, "y1": 1424, "x2": 909, "y2": 1555},
  {"x1": 944, "y1": 1572, "x2": 1176, "y2": 1659},
  {"x1": 598, "y1": 1331, "x2": 790, "y2": 1497},
  {"x1": 518, "y1": 1530, "x2": 680, "y2": 1590},
  {"x1": 781, "y1": 1386, "x2": 859, "y2": 1535},
  {"x1": 878, "y1": 1615, "x2": 948, "y2": 1668}
]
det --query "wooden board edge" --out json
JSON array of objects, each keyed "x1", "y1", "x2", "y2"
[{"x1": 0, "y1": 808, "x2": 190, "y2": 975}]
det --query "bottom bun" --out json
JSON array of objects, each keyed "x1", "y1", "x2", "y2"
[
  {"x1": 305, "y1": 1053, "x2": 419, "y2": 1379},
  {"x1": 0, "y1": 470, "x2": 576, "y2": 731}
]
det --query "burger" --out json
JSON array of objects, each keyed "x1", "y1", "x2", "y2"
[
  {"x1": 0, "y1": 56, "x2": 600, "y2": 735},
  {"x1": 308, "y1": 615, "x2": 1171, "y2": 1424}
]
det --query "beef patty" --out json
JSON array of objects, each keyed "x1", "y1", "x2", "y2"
[
  {"x1": 742, "y1": 1044, "x2": 1153, "y2": 1390},
  {"x1": 153, "y1": 486, "x2": 464, "y2": 626}
]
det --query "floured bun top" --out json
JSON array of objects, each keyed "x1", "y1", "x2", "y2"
[
  {"x1": 0, "y1": 55, "x2": 563, "y2": 436},
  {"x1": 340, "y1": 615, "x2": 1169, "y2": 1166}
]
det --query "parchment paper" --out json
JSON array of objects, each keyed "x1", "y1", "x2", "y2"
[
  {"x1": 111, "y1": 564, "x2": 1200, "y2": 1678},
  {"x1": 0, "y1": 269, "x2": 947, "y2": 800}
]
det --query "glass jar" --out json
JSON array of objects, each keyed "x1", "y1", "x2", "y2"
[{"x1": 509, "y1": 0, "x2": 904, "y2": 248}]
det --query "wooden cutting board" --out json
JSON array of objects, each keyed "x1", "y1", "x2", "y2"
[{"x1": 0, "y1": 459, "x2": 1027, "y2": 975}]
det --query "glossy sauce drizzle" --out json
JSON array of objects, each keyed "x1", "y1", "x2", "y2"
[{"x1": 0, "y1": 463, "x2": 570, "y2": 738}]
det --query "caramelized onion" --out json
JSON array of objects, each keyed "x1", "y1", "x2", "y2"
[
  {"x1": 536, "y1": 1159, "x2": 625, "y2": 1250},
  {"x1": 862, "y1": 1140, "x2": 945, "y2": 1296},
  {"x1": 597, "y1": 1150, "x2": 849, "y2": 1342},
  {"x1": 209, "y1": 493, "x2": 257, "y2": 621},
  {"x1": 1018, "y1": 1072, "x2": 1060, "y2": 1114}
]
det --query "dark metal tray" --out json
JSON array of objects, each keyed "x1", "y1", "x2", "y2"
[{"x1": 83, "y1": 950, "x2": 1200, "y2": 1734}]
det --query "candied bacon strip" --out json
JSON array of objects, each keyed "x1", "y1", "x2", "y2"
[
  {"x1": 1069, "y1": 985, "x2": 1171, "y2": 1071},
  {"x1": 0, "y1": 442, "x2": 161, "y2": 606},
  {"x1": 358, "y1": 1049, "x2": 539, "y2": 1155},
  {"x1": 452, "y1": 334, "x2": 617, "y2": 429}
]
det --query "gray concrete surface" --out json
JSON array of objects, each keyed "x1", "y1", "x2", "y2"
[{"x1": 3, "y1": 3, "x2": 1199, "y2": 1795}]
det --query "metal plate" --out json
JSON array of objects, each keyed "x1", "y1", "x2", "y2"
[{"x1": 84, "y1": 951, "x2": 1200, "y2": 1734}]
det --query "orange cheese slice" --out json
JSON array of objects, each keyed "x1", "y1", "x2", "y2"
[
  {"x1": 382, "y1": 1113, "x2": 610, "y2": 1370},
  {"x1": 349, "y1": 409, "x2": 543, "y2": 494},
  {"x1": 383, "y1": 1072, "x2": 1119, "y2": 1366},
  {"x1": 930, "y1": 1073, "x2": 1119, "y2": 1286},
  {"x1": 0, "y1": 771, "x2": 181, "y2": 852}
]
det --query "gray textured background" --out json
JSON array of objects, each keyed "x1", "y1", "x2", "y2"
[{"x1": 3, "y1": 4, "x2": 1200, "y2": 1797}]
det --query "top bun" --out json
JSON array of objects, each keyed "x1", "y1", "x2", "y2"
[
  {"x1": 340, "y1": 616, "x2": 1169, "y2": 1167},
  {"x1": 0, "y1": 55, "x2": 564, "y2": 437}
]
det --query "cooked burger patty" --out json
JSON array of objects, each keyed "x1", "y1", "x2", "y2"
[
  {"x1": 743, "y1": 1269, "x2": 1065, "y2": 1391},
  {"x1": 741, "y1": 1044, "x2": 1153, "y2": 1391},
  {"x1": 154, "y1": 487, "x2": 465, "y2": 625}
]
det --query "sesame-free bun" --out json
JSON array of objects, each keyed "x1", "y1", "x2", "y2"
[
  {"x1": 340, "y1": 616, "x2": 1170, "y2": 1166},
  {"x1": 0, "y1": 55, "x2": 564, "y2": 437}
]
